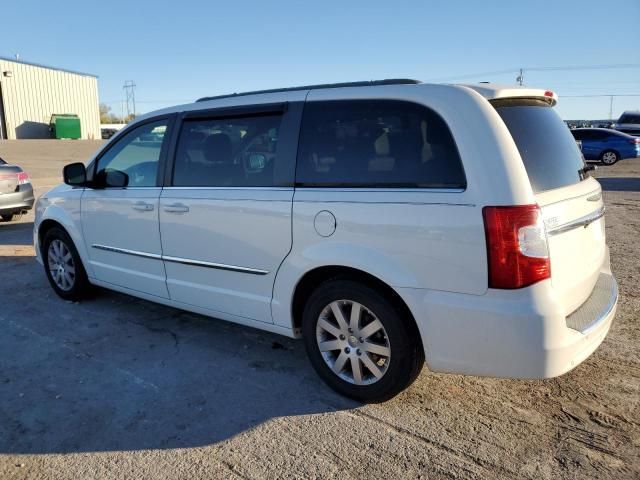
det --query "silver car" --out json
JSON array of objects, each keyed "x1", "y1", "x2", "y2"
[
  {"x1": 613, "y1": 111, "x2": 640, "y2": 137},
  {"x1": 0, "y1": 156, "x2": 34, "y2": 221}
]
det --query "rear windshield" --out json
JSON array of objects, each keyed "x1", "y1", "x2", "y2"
[
  {"x1": 494, "y1": 100, "x2": 586, "y2": 193},
  {"x1": 618, "y1": 113, "x2": 640, "y2": 124}
]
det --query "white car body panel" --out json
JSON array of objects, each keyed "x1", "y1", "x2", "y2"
[
  {"x1": 536, "y1": 177, "x2": 606, "y2": 316},
  {"x1": 159, "y1": 187, "x2": 293, "y2": 323},
  {"x1": 81, "y1": 187, "x2": 168, "y2": 298},
  {"x1": 34, "y1": 185, "x2": 88, "y2": 270},
  {"x1": 33, "y1": 82, "x2": 617, "y2": 380}
]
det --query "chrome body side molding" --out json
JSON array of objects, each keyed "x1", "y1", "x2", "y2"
[{"x1": 91, "y1": 244, "x2": 269, "y2": 275}]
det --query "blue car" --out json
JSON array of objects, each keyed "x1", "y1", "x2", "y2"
[{"x1": 571, "y1": 128, "x2": 640, "y2": 165}]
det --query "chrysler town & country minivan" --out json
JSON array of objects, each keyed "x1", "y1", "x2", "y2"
[{"x1": 34, "y1": 80, "x2": 618, "y2": 401}]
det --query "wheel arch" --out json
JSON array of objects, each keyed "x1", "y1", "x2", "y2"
[
  {"x1": 38, "y1": 219, "x2": 65, "y2": 254},
  {"x1": 37, "y1": 204, "x2": 92, "y2": 276},
  {"x1": 290, "y1": 265, "x2": 422, "y2": 349},
  {"x1": 600, "y1": 148, "x2": 621, "y2": 161}
]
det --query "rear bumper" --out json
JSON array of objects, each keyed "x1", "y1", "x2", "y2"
[
  {"x1": 0, "y1": 186, "x2": 35, "y2": 214},
  {"x1": 399, "y1": 269, "x2": 617, "y2": 379}
]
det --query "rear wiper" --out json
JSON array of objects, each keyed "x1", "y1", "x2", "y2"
[{"x1": 579, "y1": 164, "x2": 596, "y2": 179}]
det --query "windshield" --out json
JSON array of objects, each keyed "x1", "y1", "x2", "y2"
[{"x1": 494, "y1": 100, "x2": 586, "y2": 193}]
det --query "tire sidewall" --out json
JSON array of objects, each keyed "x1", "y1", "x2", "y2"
[
  {"x1": 302, "y1": 280, "x2": 421, "y2": 402},
  {"x1": 42, "y1": 227, "x2": 90, "y2": 301}
]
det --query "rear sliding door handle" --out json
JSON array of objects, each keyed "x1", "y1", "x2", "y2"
[
  {"x1": 163, "y1": 203, "x2": 189, "y2": 213},
  {"x1": 132, "y1": 201, "x2": 154, "y2": 212}
]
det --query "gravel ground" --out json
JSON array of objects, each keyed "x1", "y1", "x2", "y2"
[{"x1": 0, "y1": 140, "x2": 638, "y2": 479}]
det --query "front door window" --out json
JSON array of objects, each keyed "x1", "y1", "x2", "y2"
[{"x1": 95, "y1": 120, "x2": 168, "y2": 187}]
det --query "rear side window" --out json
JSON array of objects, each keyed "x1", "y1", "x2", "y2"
[
  {"x1": 296, "y1": 100, "x2": 466, "y2": 188},
  {"x1": 495, "y1": 101, "x2": 586, "y2": 193},
  {"x1": 173, "y1": 114, "x2": 282, "y2": 187},
  {"x1": 619, "y1": 113, "x2": 640, "y2": 124}
]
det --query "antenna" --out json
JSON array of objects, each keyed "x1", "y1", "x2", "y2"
[{"x1": 123, "y1": 80, "x2": 136, "y2": 119}]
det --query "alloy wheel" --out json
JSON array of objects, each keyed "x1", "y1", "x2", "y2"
[
  {"x1": 315, "y1": 300, "x2": 391, "y2": 385},
  {"x1": 602, "y1": 151, "x2": 618, "y2": 165},
  {"x1": 47, "y1": 239, "x2": 76, "y2": 291}
]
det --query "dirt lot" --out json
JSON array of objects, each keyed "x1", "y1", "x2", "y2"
[{"x1": 0, "y1": 140, "x2": 638, "y2": 479}]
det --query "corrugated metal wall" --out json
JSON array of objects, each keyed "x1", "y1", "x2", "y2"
[{"x1": 0, "y1": 59, "x2": 100, "y2": 139}]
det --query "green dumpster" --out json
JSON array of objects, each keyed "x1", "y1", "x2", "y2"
[{"x1": 49, "y1": 114, "x2": 81, "y2": 139}]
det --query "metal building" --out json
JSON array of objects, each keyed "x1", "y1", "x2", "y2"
[{"x1": 0, "y1": 57, "x2": 100, "y2": 140}]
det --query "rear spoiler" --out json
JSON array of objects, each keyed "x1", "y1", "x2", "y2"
[{"x1": 460, "y1": 84, "x2": 558, "y2": 107}]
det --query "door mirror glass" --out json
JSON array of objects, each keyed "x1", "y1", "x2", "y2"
[{"x1": 63, "y1": 162, "x2": 87, "y2": 186}]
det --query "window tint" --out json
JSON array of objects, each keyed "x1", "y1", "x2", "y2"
[
  {"x1": 619, "y1": 114, "x2": 640, "y2": 124},
  {"x1": 570, "y1": 130, "x2": 585, "y2": 140},
  {"x1": 95, "y1": 120, "x2": 167, "y2": 187},
  {"x1": 296, "y1": 100, "x2": 466, "y2": 188},
  {"x1": 495, "y1": 103, "x2": 586, "y2": 193},
  {"x1": 173, "y1": 115, "x2": 282, "y2": 187},
  {"x1": 575, "y1": 130, "x2": 610, "y2": 141}
]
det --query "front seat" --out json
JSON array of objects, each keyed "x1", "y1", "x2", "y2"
[{"x1": 201, "y1": 133, "x2": 241, "y2": 186}]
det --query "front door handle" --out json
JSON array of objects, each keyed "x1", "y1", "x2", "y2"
[
  {"x1": 163, "y1": 203, "x2": 189, "y2": 213},
  {"x1": 132, "y1": 201, "x2": 154, "y2": 212}
]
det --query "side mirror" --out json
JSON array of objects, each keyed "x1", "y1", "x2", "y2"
[{"x1": 63, "y1": 162, "x2": 87, "y2": 186}]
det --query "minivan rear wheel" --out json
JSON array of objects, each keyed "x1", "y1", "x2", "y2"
[
  {"x1": 600, "y1": 150, "x2": 619, "y2": 165},
  {"x1": 42, "y1": 226, "x2": 92, "y2": 301},
  {"x1": 302, "y1": 279, "x2": 424, "y2": 402}
]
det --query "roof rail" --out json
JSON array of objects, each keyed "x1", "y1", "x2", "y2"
[{"x1": 196, "y1": 79, "x2": 422, "y2": 102}]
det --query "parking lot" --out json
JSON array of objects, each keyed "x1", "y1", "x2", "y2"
[{"x1": 0, "y1": 140, "x2": 638, "y2": 479}]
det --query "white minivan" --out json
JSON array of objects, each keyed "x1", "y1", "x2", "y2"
[{"x1": 35, "y1": 80, "x2": 617, "y2": 401}]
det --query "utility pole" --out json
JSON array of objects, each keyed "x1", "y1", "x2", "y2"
[
  {"x1": 516, "y1": 68, "x2": 524, "y2": 86},
  {"x1": 123, "y1": 80, "x2": 136, "y2": 120},
  {"x1": 609, "y1": 95, "x2": 614, "y2": 121}
]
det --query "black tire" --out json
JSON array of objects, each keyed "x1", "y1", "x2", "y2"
[
  {"x1": 302, "y1": 279, "x2": 424, "y2": 402},
  {"x1": 1, "y1": 213, "x2": 17, "y2": 222},
  {"x1": 42, "y1": 226, "x2": 92, "y2": 301},
  {"x1": 600, "y1": 150, "x2": 619, "y2": 165}
]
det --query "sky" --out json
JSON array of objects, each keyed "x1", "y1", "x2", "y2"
[{"x1": 2, "y1": 0, "x2": 639, "y2": 120}]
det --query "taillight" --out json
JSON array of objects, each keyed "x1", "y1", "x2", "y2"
[
  {"x1": 16, "y1": 171, "x2": 30, "y2": 184},
  {"x1": 482, "y1": 205, "x2": 550, "y2": 289}
]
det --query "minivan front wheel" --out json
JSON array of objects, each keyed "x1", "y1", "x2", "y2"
[
  {"x1": 42, "y1": 227, "x2": 92, "y2": 301},
  {"x1": 601, "y1": 150, "x2": 619, "y2": 165},
  {"x1": 302, "y1": 279, "x2": 424, "y2": 402}
]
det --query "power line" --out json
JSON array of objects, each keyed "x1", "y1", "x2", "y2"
[
  {"x1": 560, "y1": 94, "x2": 640, "y2": 97},
  {"x1": 528, "y1": 63, "x2": 640, "y2": 72},
  {"x1": 427, "y1": 63, "x2": 640, "y2": 82},
  {"x1": 101, "y1": 99, "x2": 192, "y2": 104}
]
